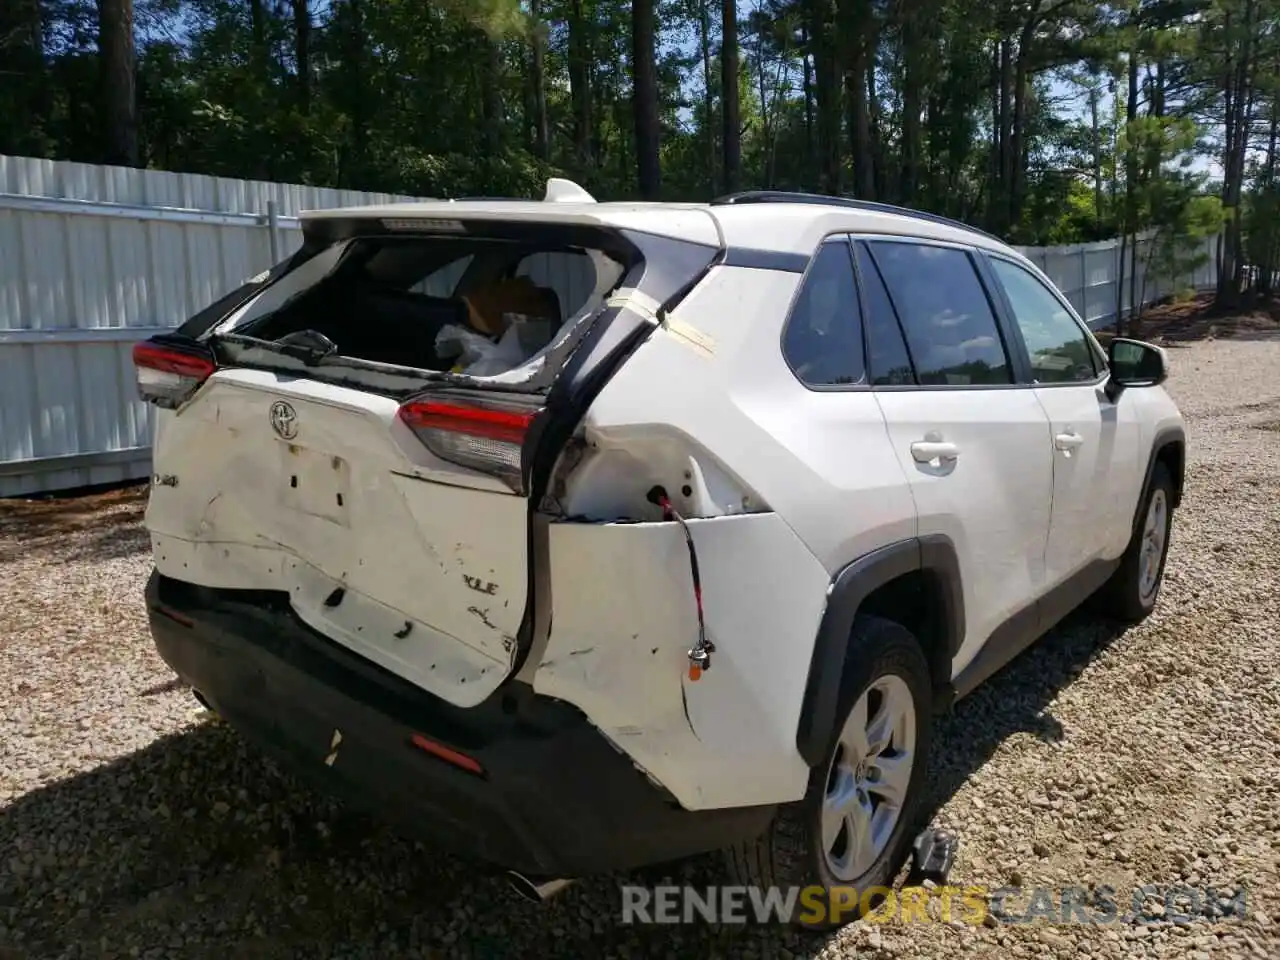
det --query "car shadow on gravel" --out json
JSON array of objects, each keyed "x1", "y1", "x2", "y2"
[
  {"x1": 921, "y1": 607, "x2": 1128, "y2": 824},
  {"x1": 0, "y1": 610, "x2": 1129, "y2": 960},
  {"x1": 0, "y1": 721, "x2": 810, "y2": 958}
]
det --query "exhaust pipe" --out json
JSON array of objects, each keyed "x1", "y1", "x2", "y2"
[{"x1": 506, "y1": 871, "x2": 576, "y2": 902}]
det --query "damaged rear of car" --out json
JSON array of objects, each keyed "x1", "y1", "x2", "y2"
[
  {"x1": 142, "y1": 201, "x2": 721, "y2": 704},
  {"x1": 139, "y1": 193, "x2": 788, "y2": 879}
]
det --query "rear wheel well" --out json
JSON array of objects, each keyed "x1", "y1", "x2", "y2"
[
  {"x1": 857, "y1": 570, "x2": 953, "y2": 707},
  {"x1": 1155, "y1": 440, "x2": 1185, "y2": 507}
]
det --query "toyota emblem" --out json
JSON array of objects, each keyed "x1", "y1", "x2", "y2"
[{"x1": 269, "y1": 400, "x2": 298, "y2": 440}]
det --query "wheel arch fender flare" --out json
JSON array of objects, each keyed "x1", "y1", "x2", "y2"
[
  {"x1": 1131, "y1": 425, "x2": 1186, "y2": 539},
  {"x1": 794, "y1": 535, "x2": 965, "y2": 767}
]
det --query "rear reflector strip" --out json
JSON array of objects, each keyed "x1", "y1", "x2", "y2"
[
  {"x1": 409, "y1": 733, "x2": 484, "y2": 776},
  {"x1": 152, "y1": 604, "x2": 195, "y2": 628}
]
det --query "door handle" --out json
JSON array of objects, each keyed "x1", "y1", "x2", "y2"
[
  {"x1": 910, "y1": 440, "x2": 960, "y2": 463},
  {"x1": 1054, "y1": 431, "x2": 1085, "y2": 452}
]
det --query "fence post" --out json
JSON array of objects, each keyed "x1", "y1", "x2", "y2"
[
  {"x1": 267, "y1": 200, "x2": 280, "y2": 262},
  {"x1": 1079, "y1": 246, "x2": 1089, "y2": 326}
]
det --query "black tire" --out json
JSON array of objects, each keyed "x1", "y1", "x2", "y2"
[
  {"x1": 723, "y1": 615, "x2": 932, "y2": 929},
  {"x1": 1098, "y1": 462, "x2": 1175, "y2": 623}
]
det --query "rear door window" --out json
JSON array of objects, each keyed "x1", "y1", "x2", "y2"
[
  {"x1": 781, "y1": 239, "x2": 866, "y2": 387},
  {"x1": 867, "y1": 241, "x2": 1012, "y2": 386}
]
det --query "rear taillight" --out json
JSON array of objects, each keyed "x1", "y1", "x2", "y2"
[
  {"x1": 398, "y1": 396, "x2": 539, "y2": 492},
  {"x1": 132, "y1": 338, "x2": 216, "y2": 409}
]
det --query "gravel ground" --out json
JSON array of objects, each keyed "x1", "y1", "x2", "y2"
[{"x1": 2, "y1": 333, "x2": 1279, "y2": 959}]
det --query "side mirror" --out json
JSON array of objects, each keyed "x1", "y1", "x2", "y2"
[{"x1": 1105, "y1": 337, "x2": 1168, "y2": 401}]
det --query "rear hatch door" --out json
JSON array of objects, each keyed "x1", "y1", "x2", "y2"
[
  {"x1": 147, "y1": 367, "x2": 529, "y2": 707},
  {"x1": 141, "y1": 204, "x2": 721, "y2": 707}
]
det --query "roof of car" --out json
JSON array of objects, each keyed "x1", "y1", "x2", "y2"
[{"x1": 302, "y1": 182, "x2": 1018, "y2": 260}]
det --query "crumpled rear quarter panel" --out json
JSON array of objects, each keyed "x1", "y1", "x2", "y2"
[{"x1": 534, "y1": 511, "x2": 828, "y2": 810}]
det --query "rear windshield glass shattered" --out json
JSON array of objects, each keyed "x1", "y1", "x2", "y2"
[{"x1": 214, "y1": 234, "x2": 628, "y2": 380}]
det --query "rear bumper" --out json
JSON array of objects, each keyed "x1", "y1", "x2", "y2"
[{"x1": 145, "y1": 570, "x2": 773, "y2": 877}]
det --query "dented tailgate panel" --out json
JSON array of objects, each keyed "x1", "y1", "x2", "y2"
[{"x1": 146, "y1": 370, "x2": 528, "y2": 708}]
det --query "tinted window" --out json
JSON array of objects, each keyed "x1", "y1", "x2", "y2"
[
  {"x1": 990, "y1": 258, "x2": 1100, "y2": 383},
  {"x1": 868, "y1": 242, "x2": 1011, "y2": 386},
  {"x1": 855, "y1": 244, "x2": 916, "y2": 386},
  {"x1": 782, "y1": 241, "x2": 866, "y2": 387}
]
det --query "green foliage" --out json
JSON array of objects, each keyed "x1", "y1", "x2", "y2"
[{"x1": 6, "y1": 0, "x2": 1275, "y2": 255}]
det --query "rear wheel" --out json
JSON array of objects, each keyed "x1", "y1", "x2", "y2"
[
  {"x1": 723, "y1": 616, "x2": 932, "y2": 929},
  {"x1": 1099, "y1": 462, "x2": 1175, "y2": 623}
]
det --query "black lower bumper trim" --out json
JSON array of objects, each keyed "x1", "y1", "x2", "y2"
[{"x1": 145, "y1": 571, "x2": 773, "y2": 877}]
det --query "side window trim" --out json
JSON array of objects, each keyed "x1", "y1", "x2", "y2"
[
  {"x1": 982, "y1": 252, "x2": 1109, "y2": 386},
  {"x1": 858, "y1": 234, "x2": 1026, "y2": 391},
  {"x1": 779, "y1": 234, "x2": 871, "y2": 392},
  {"x1": 850, "y1": 239, "x2": 920, "y2": 385}
]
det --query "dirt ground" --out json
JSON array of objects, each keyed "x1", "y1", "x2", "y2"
[{"x1": 1, "y1": 328, "x2": 1278, "y2": 959}]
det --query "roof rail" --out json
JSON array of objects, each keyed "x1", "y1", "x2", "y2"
[{"x1": 709, "y1": 191, "x2": 1003, "y2": 243}]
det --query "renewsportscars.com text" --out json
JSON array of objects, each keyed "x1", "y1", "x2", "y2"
[{"x1": 620, "y1": 884, "x2": 1248, "y2": 927}]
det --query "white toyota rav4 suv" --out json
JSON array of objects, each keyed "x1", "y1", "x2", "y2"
[{"x1": 137, "y1": 182, "x2": 1184, "y2": 923}]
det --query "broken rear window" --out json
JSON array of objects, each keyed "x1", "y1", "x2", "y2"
[{"x1": 212, "y1": 233, "x2": 629, "y2": 379}]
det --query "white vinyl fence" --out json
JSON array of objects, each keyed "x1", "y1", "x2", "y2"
[
  {"x1": 1018, "y1": 233, "x2": 1220, "y2": 330},
  {"x1": 0, "y1": 153, "x2": 1220, "y2": 496},
  {"x1": 0, "y1": 155, "x2": 426, "y2": 496}
]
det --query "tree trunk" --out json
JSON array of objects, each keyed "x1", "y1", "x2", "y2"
[
  {"x1": 995, "y1": 39, "x2": 1012, "y2": 232},
  {"x1": 838, "y1": 0, "x2": 874, "y2": 198},
  {"x1": 1217, "y1": 0, "x2": 1255, "y2": 307},
  {"x1": 699, "y1": 0, "x2": 717, "y2": 194},
  {"x1": 899, "y1": 4, "x2": 922, "y2": 204},
  {"x1": 0, "y1": 0, "x2": 49, "y2": 157},
  {"x1": 755, "y1": 18, "x2": 775, "y2": 189},
  {"x1": 1009, "y1": 18, "x2": 1036, "y2": 232},
  {"x1": 568, "y1": 0, "x2": 594, "y2": 168},
  {"x1": 97, "y1": 0, "x2": 138, "y2": 167},
  {"x1": 481, "y1": 34, "x2": 502, "y2": 162},
  {"x1": 867, "y1": 51, "x2": 885, "y2": 198},
  {"x1": 1089, "y1": 81, "x2": 1102, "y2": 232},
  {"x1": 808, "y1": 0, "x2": 841, "y2": 194},
  {"x1": 336, "y1": 0, "x2": 368, "y2": 187},
  {"x1": 1116, "y1": 231, "x2": 1128, "y2": 338},
  {"x1": 1125, "y1": 47, "x2": 1139, "y2": 323},
  {"x1": 632, "y1": 0, "x2": 661, "y2": 199},
  {"x1": 1267, "y1": 99, "x2": 1278, "y2": 184},
  {"x1": 767, "y1": 49, "x2": 787, "y2": 187},
  {"x1": 845, "y1": 36, "x2": 872, "y2": 196},
  {"x1": 721, "y1": 0, "x2": 741, "y2": 192},
  {"x1": 1263, "y1": 102, "x2": 1280, "y2": 296},
  {"x1": 529, "y1": 0, "x2": 549, "y2": 160},
  {"x1": 590, "y1": 23, "x2": 605, "y2": 169},
  {"x1": 1231, "y1": 76, "x2": 1256, "y2": 294},
  {"x1": 989, "y1": 44, "x2": 1000, "y2": 227},
  {"x1": 801, "y1": 23, "x2": 817, "y2": 189},
  {"x1": 292, "y1": 0, "x2": 311, "y2": 113}
]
